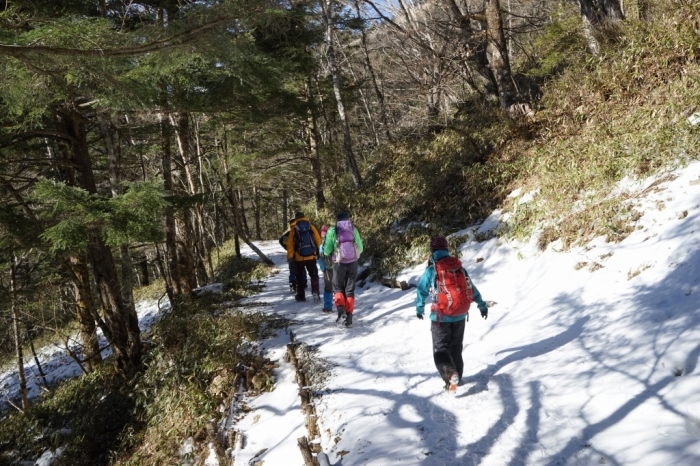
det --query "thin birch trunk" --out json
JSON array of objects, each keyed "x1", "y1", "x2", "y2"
[
  {"x1": 322, "y1": 0, "x2": 362, "y2": 188},
  {"x1": 11, "y1": 257, "x2": 30, "y2": 412}
]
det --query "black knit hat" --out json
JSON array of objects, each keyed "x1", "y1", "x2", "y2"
[
  {"x1": 430, "y1": 235, "x2": 449, "y2": 252},
  {"x1": 294, "y1": 211, "x2": 305, "y2": 219},
  {"x1": 337, "y1": 212, "x2": 350, "y2": 221}
]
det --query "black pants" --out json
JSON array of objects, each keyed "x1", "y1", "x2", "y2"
[
  {"x1": 289, "y1": 259, "x2": 307, "y2": 287},
  {"x1": 295, "y1": 259, "x2": 319, "y2": 297},
  {"x1": 322, "y1": 257, "x2": 334, "y2": 293},
  {"x1": 431, "y1": 319, "x2": 466, "y2": 383},
  {"x1": 332, "y1": 261, "x2": 358, "y2": 298}
]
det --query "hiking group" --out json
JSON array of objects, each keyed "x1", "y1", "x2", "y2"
[
  {"x1": 280, "y1": 213, "x2": 489, "y2": 391},
  {"x1": 282, "y1": 211, "x2": 363, "y2": 328}
]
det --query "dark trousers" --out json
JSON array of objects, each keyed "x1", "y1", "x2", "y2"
[
  {"x1": 332, "y1": 261, "x2": 358, "y2": 298},
  {"x1": 289, "y1": 260, "x2": 307, "y2": 287},
  {"x1": 322, "y1": 258, "x2": 334, "y2": 293},
  {"x1": 295, "y1": 259, "x2": 319, "y2": 297},
  {"x1": 431, "y1": 319, "x2": 466, "y2": 383}
]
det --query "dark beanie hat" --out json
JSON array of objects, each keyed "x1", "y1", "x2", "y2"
[
  {"x1": 294, "y1": 211, "x2": 305, "y2": 219},
  {"x1": 337, "y1": 212, "x2": 350, "y2": 221},
  {"x1": 430, "y1": 235, "x2": 449, "y2": 252}
]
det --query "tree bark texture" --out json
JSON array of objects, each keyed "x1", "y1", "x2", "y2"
[
  {"x1": 306, "y1": 80, "x2": 326, "y2": 211},
  {"x1": 174, "y1": 111, "x2": 212, "y2": 285},
  {"x1": 103, "y1": 115, "x2": 140, "y2": 355},
  {"x1": 252, "y1": 186, "x2": 262, "y2": 240},
  {"x1": 446, "y1": 0, "x2": 499, "y2": 98},
  {"x1": 161, "y1": 113, "x2": 182, "y2": 298},
  {"x1": 68, "y1": 253, "x2": 103, "y2": 371},
  {"x1": 222, "y1": 168, "x2": 274, "y2": 266},
  {"x1": 11, "y1": 258, "x2": 30, "y2": 412},
  {"x1": 322, "y1": 0, "x2": 362, "y2": 188},
  {"x1": 485, "y1": 0, "x2": 516, "y2": 109},
  {"x1": 59, "y1": 109, "x2": 141, "y2": 369},
  {"x1": 637, "y1": 0, "x2": 650, "y2": 21},
  {"x1": 139, "y1": 255, "x2": 150, "y2": 286},
  {"x1": 297, "y1": 437, "x2": 318, "y2": 466}
]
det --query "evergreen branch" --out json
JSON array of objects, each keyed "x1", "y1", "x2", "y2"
[{"x1": 0, "y1": 15, "x2": 237, "y2": 58}]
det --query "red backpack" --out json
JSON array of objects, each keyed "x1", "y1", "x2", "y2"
[{"x1": 432, "y1": 256, "x2": 474, "y2": 319}]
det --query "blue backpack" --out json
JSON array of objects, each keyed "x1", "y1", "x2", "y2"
[{"x1": 294, "y1": 221, "x2": 316, "y2": 257}]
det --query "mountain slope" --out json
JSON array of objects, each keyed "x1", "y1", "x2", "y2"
[{"x1": 233, "y1": 161, "x2": 700, "y2": 465}]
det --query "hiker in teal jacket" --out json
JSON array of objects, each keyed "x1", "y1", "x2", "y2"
[
  {"x1": 415, "y1": 235, "x2": 489, "y2": 390},
  {"x1": 415, "y1": 249, "x2": 488, "y2": 322}
]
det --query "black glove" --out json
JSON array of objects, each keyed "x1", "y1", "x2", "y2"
[
  {"x1": 416, "y1": 313, "x2": 424, "y2": 320},
  {"x1": 480, "y1": 308, "x2": 488, "y2": 320}
]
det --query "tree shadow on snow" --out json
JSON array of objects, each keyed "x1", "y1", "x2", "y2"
[{"x1": 542, "y1": 214, "x2": 700, "y2": 465}]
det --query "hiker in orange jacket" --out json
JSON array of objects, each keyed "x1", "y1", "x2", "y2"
[{"x1": 286, "y1": 212, "x2": 322, "y2": 302}]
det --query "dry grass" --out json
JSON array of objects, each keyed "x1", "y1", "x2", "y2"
[{"x1": 502, "y1": 2, "x2": 700, "y2": 249}]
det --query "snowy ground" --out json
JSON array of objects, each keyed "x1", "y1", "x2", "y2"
[
  {"x1": 0, "y1": 299, "x2": 163, "y2": 412},
  {"x1": 232, "y1": 161, "x2": 700, "y2": 466},
  {"x1": 2, "y1": 161, "x2": 700, "y2": 465}
]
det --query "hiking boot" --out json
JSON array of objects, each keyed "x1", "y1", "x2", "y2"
[
  {"x1": 344, "y1": 313, "x2": 353, "y2": 327},
  {"x1": 336, "y1": 306, "x2": 346, "y2": 323},
  {"x1": 312, "y1": 293, "x2": 321, "y2": 304},
  {"x1": 447, "y1": 373, "x2": 459, "y2": 392},
  {"x1": 321, "y1": 307, "x2": 334, "y2": 313},
  {"x1": 295, "y1": 295, "x2": 306, "y2": 302}
]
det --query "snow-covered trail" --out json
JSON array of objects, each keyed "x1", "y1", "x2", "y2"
[{"x1": 236, "y1": 162, "x2": 700, "y2": 466}]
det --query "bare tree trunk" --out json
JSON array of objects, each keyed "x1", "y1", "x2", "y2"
[
  {"x1": 60, "y1": 109, "x2": 140, "y2": 369},
  {"x1": 238, "y1": 189, "x2": 251, "y2": 239},
  {"x1": 282, "y1": 189, "x2": 289, "y2": 228},
  {"x1": 177, "y1": 211, "x2": 200, "y2": 290},
  {"x1": 102, "y1": 114, "x2": 139, "y2": 353},
  {"x1": 601, "y1": 0, "x2": 625, "y2": 21},
  {"x1": 322, "y1": 0, "x2": 362, "y2": 188},
  {"x1": 11, "y1": 257, "x2": 30, "y2": 412},
  {"x1": 637, "y1": 0, "x2": 650, "y2": 21},
  {"x1": 139, "y1": 255, "x2": 150, "y2": 286},
  {"x1": 27, "y1": 327, "x2": 50, "y2": 390},
  {"x1": 252, "y1": 186, "x2": 262, "y2": 240},
  {"x1": 313, "y1": 74, "x2": 336, "y2": 150},
  {"x1": 485, "y1": 0, "x2": 516, "y2": 109},
  {"x1": 354, "y1": 0, "x2": 393, "y2": 143},
  {"x1": 443, "y1": 0, "x2": 499, "y2": 98},
  {"x1": 427, "y1": 61, "x2": 443, "y2": 119},
  {"x1": 221, "y1": 161, "x2": 274, "y2": 266},
  {"x1": 161, "y1": 113, "x2": 182, "y2": 300},
  {"x1": 579, "y1": 0, "x2": 625, "y2": 55},
  {"x1": 172, "y1": 112, "x2": 206, "y2": 287},
  {"x1": 195, "y1": 118, "x2": 216, "y2": 281},
  {"x1": 306, "y1": 79, "x2": 326, "y2": 211},
  {"x1": 68, "y1": 253, "x2": 103, "y2": 371}
]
